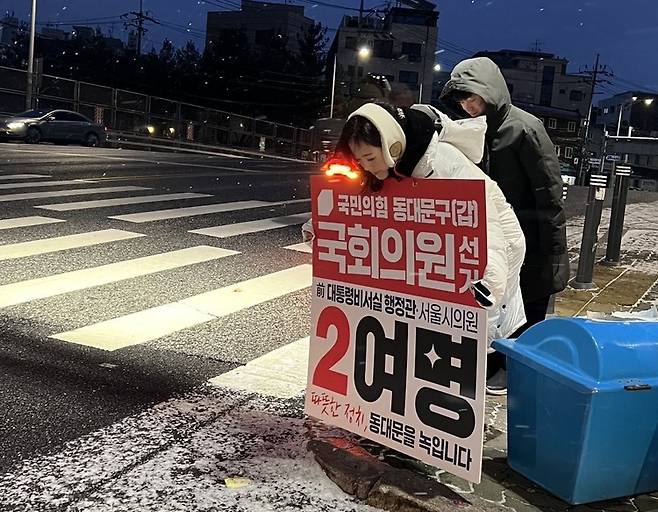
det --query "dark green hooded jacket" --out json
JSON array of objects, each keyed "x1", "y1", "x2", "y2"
[{"x1": 441, "y1": 57, "x2": 569, "y2": 302}]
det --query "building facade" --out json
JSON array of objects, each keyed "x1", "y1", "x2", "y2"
[
  {"x1": 0, "y1": 14, "x2": 22, "y2": 46},
  {"x1": 41, "y1": 25, "x2": 68, "y2": 41},
  {"x1": 206, "y1": 0, "x2": 314, "y2": 55},
  {"x1": 474, "y1": 49, "x2": 591, "y2": 118},
  {"x1": 329, "y1": 2, "x2": 438, "y2": 111},
  {"x1": 597, "y1": 91, "x2": 658, "y2": 137}
]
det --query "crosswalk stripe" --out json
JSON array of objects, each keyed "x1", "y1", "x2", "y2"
[
  {"x1": 35, "y1": 193, "x2": 212, "y2": 211},
  {"x1": 189, "y1": 212, "x2": 310, "y2": 238},
  {"x1": 0, "y1": 174, "x2": 51, "y2": 180},
  {"x1": 208, "y1": 337, "x2": 309, "y2": 398},
  {"x1": 0, "y1": 186, "x2": 151, "y2": 202},
  {"x1": 0, "y1": 179, "x2": 95, "y2": 191},
  {"x1": 0, "y1": 245, "x2": 237, "y2": 309},
  {"x1": 0, "y1": 229, "x2": 145, "y2": 261},
  {"x1": 284, "y1": 242, "x2": 312, "y2": 254},
  {"x1": 0, "y1": 216, "x2": 65, "y2": 230},
  {"x1": 108, "y1": 199, "x2": 309, "y2": 223},
  {"x1": 108, "y1": 200, "x2": 271, "y2": 223},
  {"x1": 50, "y1": 264, "x2": 312, "y2": 351}
]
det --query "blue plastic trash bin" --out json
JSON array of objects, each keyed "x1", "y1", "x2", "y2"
[{"x1": 492, "y1": 318, "x2": 658, "y2": 505}]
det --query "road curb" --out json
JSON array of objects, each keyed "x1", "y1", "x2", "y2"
[
  {"x1": 308, "y1": 436, "x2": 486, "y2": 512},
  {"x1": 106, "y1": 135, "x2": 312, "y2": 163}
]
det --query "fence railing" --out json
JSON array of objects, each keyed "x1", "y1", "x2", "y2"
[{"x1": 0, "y1": 66, "x2": 312, "y2": 159}]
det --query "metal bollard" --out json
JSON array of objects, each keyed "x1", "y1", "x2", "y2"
[
  {"x1": 603, "y1": 165, "x2": 632, "y2": 266},
  {"x1": 572, "y1": 173, "x2": 608, "y2": 289}
]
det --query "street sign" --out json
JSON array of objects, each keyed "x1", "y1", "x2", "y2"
[
  {"x1": 588, "y1": 158, "x2": 602, "y2": 165},
  {"x1": 606, "y1": 154, "x2": 622, "y2": 162},
  {"x1": 306, "y1": 176, "x2": 488, "y2": 484}
]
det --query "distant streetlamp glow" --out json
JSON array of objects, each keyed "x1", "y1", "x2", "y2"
[
  {"x1": 644, "y1": 98, "x2": 654, "y2": 106},
  {"x1": 358, "y1": 46, "x2": 371, "y2": 59},
  {"x1": 433, "y1": 63, "x2": 441, "y2": 72}
]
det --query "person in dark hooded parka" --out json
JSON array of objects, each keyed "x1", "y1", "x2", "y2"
[{"x1": 441, "y1": 57, "x2": 570, "y2": 393}]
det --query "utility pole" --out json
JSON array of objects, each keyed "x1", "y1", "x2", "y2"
[
  {"x1": 419, "y1": 15, "x2": 430, "y2": 103},
  {"x1": 121, "y1": 0, "x2": 158, "y2": 56},
  {"x1": 577, "y1": 54, "x2": 612, "y2": 185}
]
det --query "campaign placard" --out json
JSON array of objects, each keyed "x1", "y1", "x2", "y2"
[{"x1": 305, "y1": 175, "x2": 488, "y2": 483}]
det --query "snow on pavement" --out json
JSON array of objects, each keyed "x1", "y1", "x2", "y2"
[{"x1": 0, "y1": 388, "x2": 378, "y2": 512}]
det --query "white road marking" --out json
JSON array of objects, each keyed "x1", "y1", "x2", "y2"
[
  {"x1": 0, "y1": 229, "x2": 145, "y2": 260},
  {"x1": 209, "y1": 337, "x2": 309, "y2": 398},
  {"x1": 51, "y1": 264, "x2": 312, "y2": 350},
  {"x1": 0, "y1": 186, "x2": 151, "y2": 202},
  {"x1": 108, "y1": 199, "x2": 309, "y2": 223},
  {"x1": 190, "y1": 212, "x2": 310, "y2": 238},
  {"x1": 0, "y1": 245, "x2": 237, "y2": 309},
  {"x1": 0, "y1": 174, "x2": 51, "y2": 180},
  {"x1": 0, "y1": 216, "x2": 65, "y2": 230},
  {"x1": 284, "y1": 242, "x2": 312, "y2": 254},
  {"x1": 108, "y1": 200, "x2": 270, "y2": 223},
  {"x1": 35, "y1": 192, "x2": 212, "y2": 211},
  {"x1": 0, "y1": 179, "x2": 95, "y2": 190}
]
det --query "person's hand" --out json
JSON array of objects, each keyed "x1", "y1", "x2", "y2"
[{"x1": 470, "y1": 280, "x2": 496, "y2": 310}]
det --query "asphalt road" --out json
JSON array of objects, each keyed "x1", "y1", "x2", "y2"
[
  {"x1": 0, "y1": 143, "x2": 318, "y2": 473},
  {"x1": 2, "y1": 142, "x2": 657, "y2": 511}
]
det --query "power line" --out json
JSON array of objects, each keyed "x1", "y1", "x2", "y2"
[
  {"x1": 203, "y1": 0, "x2": 241, "y2": 10},
  {"x1": 609, "y1": 74, "x2": 658, "y2": 94},
  {"x1": 121, "y1": 0, "x2": 159, "y2": 56},
  {"x1": 36, "y1": 16, "x2": 125, "y2": 26},
  {"x1": 293, "y1": 0, "x2": 361, "y2": 12},
  {"x1": 438, "y1": 38, "x2": 474, "y2": 56}
]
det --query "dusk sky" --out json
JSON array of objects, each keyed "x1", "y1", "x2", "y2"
[{"x1": 2, "y1": 0, "x2": 657, "y2": 99}]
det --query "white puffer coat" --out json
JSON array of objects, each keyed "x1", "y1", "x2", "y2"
[
  {"x1": 304, "y1": 108, "x2": 527, "y2": 345},
  {"x1": 409, "y1": 106, "x2": 526, "y2": 345}
]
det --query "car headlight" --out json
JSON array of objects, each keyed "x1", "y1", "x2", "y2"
[{"x1": 7, "y1": 122, "x2": 25, "y2": 130}]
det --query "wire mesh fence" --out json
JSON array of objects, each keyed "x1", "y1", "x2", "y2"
[{"x1": 0, "y1": 65, "x2": 312, "y2": 158}]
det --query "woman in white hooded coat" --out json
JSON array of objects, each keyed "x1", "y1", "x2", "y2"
[{"x1": 304, "y1": 102, "x2": 526, "y2": 392}]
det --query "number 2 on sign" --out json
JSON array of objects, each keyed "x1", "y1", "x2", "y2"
[{"x1": 313, "y1": 306, "x2": 349, "y2": 396}]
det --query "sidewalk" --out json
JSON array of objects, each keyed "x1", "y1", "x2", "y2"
[{"x1": 309, "y1": 196, "x2": 658, "y2": 512}]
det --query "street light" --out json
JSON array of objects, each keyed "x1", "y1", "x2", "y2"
[
  {"x1": 616, "y1": 96, "x2": 638, "y2": 136},
  {"x1": 358, "y1": 46, "x2": 371, "y2": 59},
  {"x1": 26, "y1": 0, "x2": 37, "y2": 109},
  {"x1": 329, "y1": 45, "x2": 371, "y2": 118},
  {"x1": 418, "y1": 63, "x2": 442, "y2": 104},
  {"x1": 616, "y1": 96, "x2": 655, "y2": 135},
  {"x1": 329, "y1": 53, "x2": 337, "y2": 119}
]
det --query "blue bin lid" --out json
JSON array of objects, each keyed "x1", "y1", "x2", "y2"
[{"x1": 492, "y1": 318, "x2": 658, "y2": 393}]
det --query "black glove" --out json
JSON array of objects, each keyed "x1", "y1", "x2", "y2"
[{"x1": 470, "y1": 280, "x2": 494, "y2": 309}]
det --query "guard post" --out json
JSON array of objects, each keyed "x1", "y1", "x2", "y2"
[
  {"x1": 603, "y1": 164, "x2": 632, "y2": 265},
  {"x1": 572, "y1": 171, "x2": 609, "y2": 289}
]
